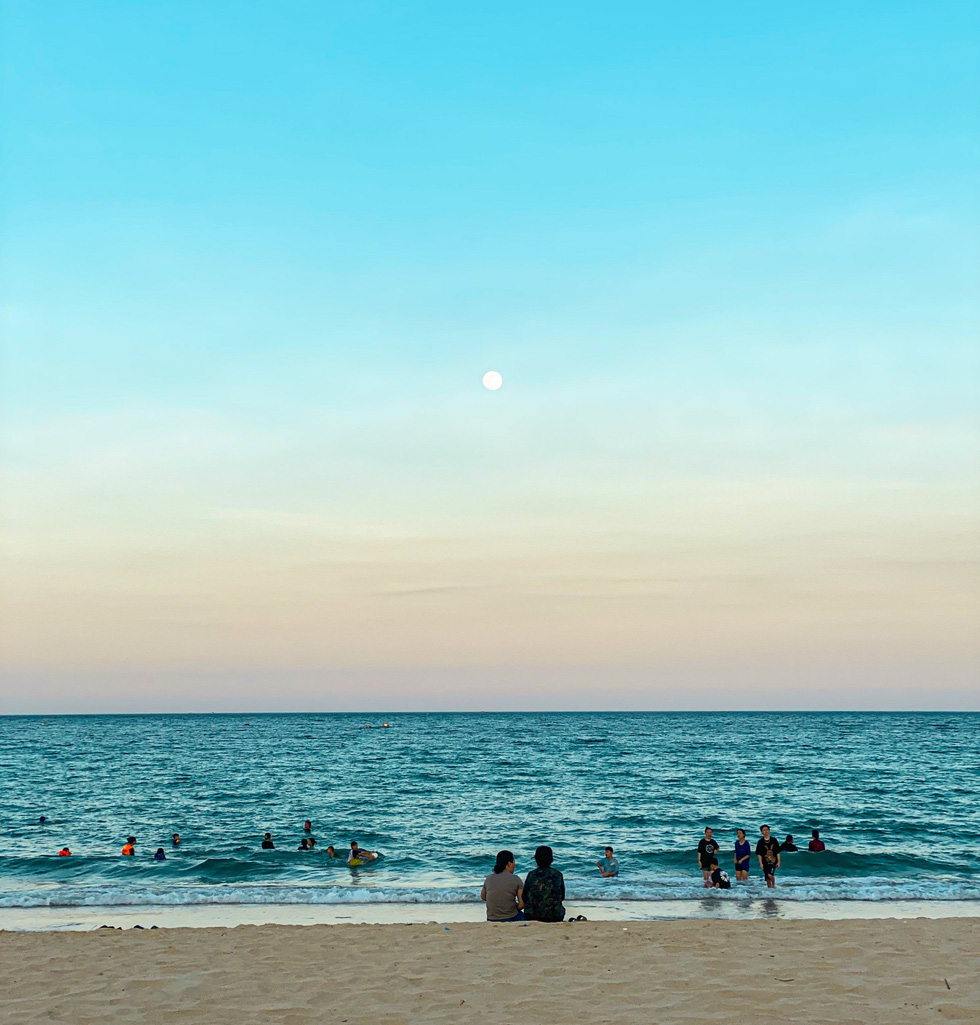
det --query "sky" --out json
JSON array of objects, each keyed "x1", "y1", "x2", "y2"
[{"x1": 1, "y1": 1, "x2": 978, "y2": 713}]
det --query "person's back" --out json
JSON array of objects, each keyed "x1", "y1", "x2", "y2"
[
  {"x1": 808, "y1": 829, "x2": 826, "y2": 852},
  {"x1": 261, "y1": 832, "x2": 275, "y2": 850},
  {"x1": 481, "y1": 850, "x2": 524, "y2": 922},
  {"x1": 523, "y1": 868, "x2": 566, "y2": 921}
]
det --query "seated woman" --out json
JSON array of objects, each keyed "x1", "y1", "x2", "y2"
[
  {"x1": 522, "y1": 845, "x2": 566, "y2": 922},
  {"x1": 481, "y1": 849, "x2": 524, "y2": 922}
]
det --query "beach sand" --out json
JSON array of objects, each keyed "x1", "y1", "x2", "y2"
[{"x1": 1, "y1": 917, "x2": 977, "y2": 1024}]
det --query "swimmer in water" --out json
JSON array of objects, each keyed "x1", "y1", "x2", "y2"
[
  {"x1": 121, "y1": 837, "x2": 136, "y2": 856},
  {"x1": 58, "y1": 847, "x2": 71, "y2": 856},
  {"x1": 347, "y1": 841, "x2": 378, "y2": 865},
  {"x1": 325, "y1": 846, "x2": 338, "y2": 858},
  {"x1": 39, "y1": 816, "x2": 47, "y2": 825},
  {"x1": 298, "y1": 838, "x2": 311, "y2": 850},
  {"x1": 307, "y1": 835, "x2": 317, "y2": 848},
  {"x1": 172, "y1": 833, "x2": 181, "y2": 846},
  {"x1": 303, "y1": 820, "x2": 313, "y2": 832},
  {"x1": 153, "y1": 848, "x2": 166, "y2": 861},
  {"x1": 261, "y1": 832, "x2": 275, "y2": 849}
]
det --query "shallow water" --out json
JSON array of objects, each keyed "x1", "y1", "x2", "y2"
[{"x1": 2, "y1": 712, "x2": 978, "y2": 910}]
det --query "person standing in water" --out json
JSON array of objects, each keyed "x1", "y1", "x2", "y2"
[
  {"x1": 172, "y1": 833, "x2": 181, "y2": 847},
  {"x1": 756, "y1": 825, "x2": 781, "y2": 888},
  {"x1": 121, "y1": 836, "x2": 136, "y2": 856},
  {"x1": 733, "y1": 828, "x2": 751, "y2": 881},
  {"x1": 808, "y1": 829, "x2": 826, "y2": 852},
  {"x1": 781, "y1": 834, "x2": 799, "y2": 852},
  {"x1": 153, "y1": 848, "x2": 166, "y2": 861},
  {"x1": 58, "y1": 847, "x2": 71, "y2": 857},
  {"x1": 596, "y1": 846, "x2": 619, "y2": 877},
  {"x1": 697, "y1": 828, "x2": 720, "y2": 886},
  {"x1": 481, "y1": 850, "x2": 524, "y2": 922},
  {"x1": 261, "y1": 832, "x2": 275, "y2": 850}
]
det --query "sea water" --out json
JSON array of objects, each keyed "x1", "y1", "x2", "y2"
[{"x1": 1, "y1": 712, "x2": 977, "y2": 914}]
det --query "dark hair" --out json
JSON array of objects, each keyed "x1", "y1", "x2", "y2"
[
  {"x1": 785, "y1": 834, "x2": 794, "y2": 842},
  {"x1": 534, "y1": 845, "x2": 554, "y2": 868},
  {"x1": 127, "y1": 836, "x2": 136, "y2": 844},
  {"x1": 812, "y1": 829, "x2": 820, "y2": 839},
  {"x1": 264, "y1": 832, "x2": 271, "y2": 839},
  {"x1": 760, "y1": 824, "x2": 770, "y2": 831},
  {"x1": 605, "y1": 846, "x2": 614, "y2": 853},
  {"x1": 709, "y1": 858, "x2": 719, "y2": 867},
  {"x1": 493, "y1": 849, "x2": 514, "y2": 873}
]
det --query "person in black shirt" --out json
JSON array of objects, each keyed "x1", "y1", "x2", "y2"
[
  {"x1": 697, "y1": 827, "x2": 720, "y2": 886},
  {"x1": 708, "y1": 858, "x2": 731, "y2": 889},
  {"x1": 755, "y1": 824, "x2": 780, "y2": 887},
  {"x1": 261, "y1": 832, "x2": 275, "y2": 850},
  {"x1": 781, "y1": 834, "x2": 798, "y2": 852}
]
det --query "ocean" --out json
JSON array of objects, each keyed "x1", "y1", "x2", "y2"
[{"x1": 1, "y1": 712, "x2": 978, "y2": 918}]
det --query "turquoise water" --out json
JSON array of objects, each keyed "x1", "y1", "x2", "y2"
[{"x1": 1, "y1": 712, "x2": 977, "y2": 910}]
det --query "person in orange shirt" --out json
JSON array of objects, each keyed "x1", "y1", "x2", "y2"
[
  {"x1": 121, "y1": 836, "x2": 136, "y2": 856},
  {"x1": 58, "y1": 847, "x2": 71, "y2": 856}
]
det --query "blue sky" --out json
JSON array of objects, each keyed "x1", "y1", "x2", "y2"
[{"x1": 1, "y1": 1, "x2": 978, "y2": 711}]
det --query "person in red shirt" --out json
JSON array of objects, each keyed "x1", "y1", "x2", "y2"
[
  {"x1": 58, "y1": 847, "x2": 71, "y2": 856},
  {"x1": 808, "y1": 829, "x2": 826, "y2": 852}
]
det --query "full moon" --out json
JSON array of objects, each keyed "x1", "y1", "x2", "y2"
[{"x1": 482, "y1": 370, "x2": 503, "y2": 391}]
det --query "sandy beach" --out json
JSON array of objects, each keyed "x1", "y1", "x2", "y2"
[{"x1": 2, "y1": 917, "x2": 977, "y2": 1024}]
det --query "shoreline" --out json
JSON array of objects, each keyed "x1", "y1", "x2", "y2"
[{"x1": 3, "y1": 897, "x2": 979, "y2": 931}]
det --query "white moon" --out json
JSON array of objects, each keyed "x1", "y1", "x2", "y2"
[{"x1": 482, "y1": 370, "x2": 503, "y2": 391}]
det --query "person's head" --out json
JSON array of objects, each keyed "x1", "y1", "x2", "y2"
[
  {"x1": 173, "y1": 833, "x2": 180, "y2": 842},
  {"x1": 812, "y1": 829, "x2": 820, "y2": 839},
  {"x1": 264, "y1": 832, "x2": 271, "y2": 840},
  {"x1": 127, "y1": 836, "x2": 136, "y2": 845},
  {"x1": 60, "y1": 847, "x2": 70, "y2": 853},
  {"x1": 604, "y1": 846, "x2": 614, "y2": 857},
  {"x1": 760, "y1": 824, "x2": 771, "y2": 837},
  {"x1": 704, "y1": 827, "x2": 712, "y2": 839},
  {"x1": 304, "y1": 820, "x2": 312, "y2": 830},
  {"x1": 300, "y1": 838, "x2": 309, "y2": 849},
  {"x1": 709, "y1": 858, "x2": 719, "y2": 869},
  {"x1": 534, "y1": 845, "x2": 554, "y2": 868},
  {"x1": 493, "y1": 849, "x2": 515, "y2": 874},
  {"x1": 785, "y1": 834, "x2": 794, "y2": 844},
  {"x1": 326, "y1": 845, "x2": 336, "y2": 856},
  {"x1": 350, "y1": 841, "x2": 359, "y2": 851},
  {"x1": 736, "y1": 828, "x2": 746, "y2": 841},
  {"x1": 39, "y1": 816, "x2": 46, "y2": 823},
  {"x1": 156, "y1": 848, "x2": 164, "y2": 854}
]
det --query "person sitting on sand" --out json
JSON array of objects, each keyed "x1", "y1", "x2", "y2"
[
  {"x1": 153, "y1": 848, "x2": 166, "y2": 861},
  {"x1": 58, "y1": 847, "x2": 71, "y2": 856},
  {"x1": 172, "y1": 833, "x2": 181, "y2": 846},
  {"x1": 734, "y1": 828, "x2": 751, "y2": 881},
  {"x1": 121, "y1": 837, "x2": 136, "y2": 856},
  {"x1": 481, "y1": 849, "x2": 524, "y2": 922},
  {"x1": 781, "y1": 834, "x2": 799, "y2": 852},
  {"x1": 708, "y1": 858, "x2": 731, "y2": 889},
  {"x1": 523, "y1": 845, "x2": 566, "y2": 922},
  {"x1": 808, "y1": 830, "x2": 826, "y2": 852},
  {"x1": 596, "y1": 846, "x2": 619, "y2": 877},
  {"x1": 756, "y1": 825, "x2": 780, "y2": 888},
  {"x1": 261, "y1": 832, "x2": 275, "y2": 850}
]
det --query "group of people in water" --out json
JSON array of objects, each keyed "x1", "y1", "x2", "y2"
[
  {"x1": 697, "y1": 826, "x2": 827, "y2": 890},
  {"x1": 48, "y1": 820, "x2": 381, "y2": 867}
]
